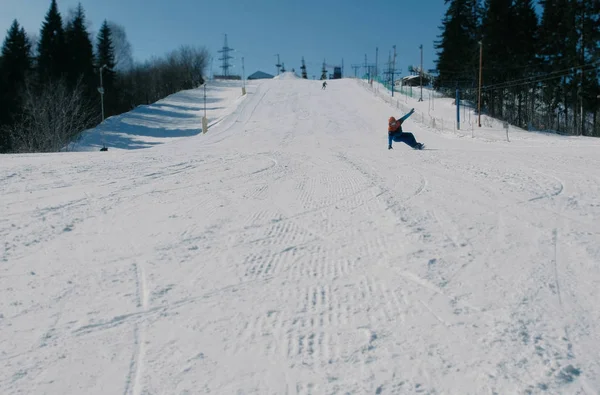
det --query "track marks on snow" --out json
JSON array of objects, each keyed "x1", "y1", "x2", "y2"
[
  {"x1": 552, "y1": 229, "x2": 562, "y2": 307},
  {"x1": 285, "y1": 246, "x2": 357, "y2": 280},
  {"x1": 294, "y1": 172, "x2": 367, "y2": 212},
  {"x1": 229, "y1": 274, "x2": 410, "y2": 376},
  {"x1": 123, "y1": 262, "x2": 149, "y2": 395},
  {"x1": 527, "y1": 170, "x2": 565, "y2": 203}
]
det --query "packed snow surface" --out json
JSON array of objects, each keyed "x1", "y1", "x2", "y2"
[{"x1": 2, "y1": 77, "x2": 600, "y2": 395}]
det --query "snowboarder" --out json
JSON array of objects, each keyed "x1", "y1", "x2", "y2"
[
  {"x1": 388, "y1": 108, "x2": 424, "y2": 150},
  {"x1": 322, "y1": 81, "x2": 327, "y2": 90}
]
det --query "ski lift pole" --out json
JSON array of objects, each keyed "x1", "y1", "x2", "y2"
[
  {"x1": 241, "y1": 57, "x2": 246, "y2": 95},
  {"x1": 202, "y1": 83, "x2": 208, "y2": 134},
  {"x1": 456, "y1": 88, "x2": 460, "y2": 130}
]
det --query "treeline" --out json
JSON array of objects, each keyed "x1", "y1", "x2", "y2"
[
  {"x1": 435, "y1": 0, "x2": 600, "y2": 136},
  {"x1": 0, "y1": 0, "x2": 209, "y2": 153}
]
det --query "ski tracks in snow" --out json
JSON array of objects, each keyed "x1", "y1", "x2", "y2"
[
  {"x1": 123, "y1": 261, "x2": 149, "y2": 395},
  {"x1": 4, "y1": 77, "x2": 600, "y2": 394}
]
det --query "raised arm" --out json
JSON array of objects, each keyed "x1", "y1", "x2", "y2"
[{"x1": 399, "y1": 108, "x2": 415, "y2": 122}]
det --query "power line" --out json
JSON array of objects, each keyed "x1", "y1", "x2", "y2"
[
  {"x1": 481, "y1": 61, "x2": 600, "y2": 92},
  {"x1": 434, "y1": 60, "x2": 600, "y2": 91}
]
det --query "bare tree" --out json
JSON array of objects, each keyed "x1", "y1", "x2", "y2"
[
  {"x1": 108, "y1": 22, "x2": 133, "y2": 72},
  {"x1": 6, "y1": 77, "x2": 98, "y2": 152},
  {"x1": 27, "y1": 32, "x2": 39, "y2": 58},
  {"x1": 177, "y1": 45, "x2": 209, "y2": 88},
  {"x1": 117, "y1": 45, "x2": 209, "y2": 110}
]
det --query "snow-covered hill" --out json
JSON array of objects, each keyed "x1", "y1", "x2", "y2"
[
  {"x1": 72, "y1": 79, "x2": 248, "y2": 151},
  {"x1": 2, "y1": 76, "x2": 600, "y2": 394}
]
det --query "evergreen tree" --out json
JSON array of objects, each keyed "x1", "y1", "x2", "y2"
[
  {"x1": 511, "y1": 0, "x2": 539, "y2": 127},
  {"x1": 65, "y1": 3, "x2": 95, "y2": 92},
  {"x1": 96, "y1": 20, "x2": 117, "y2": 116},
  {"x1": 480, "y1": 0, "x2": 518, "y2": 118},
  {"x1": 512, "y1": 0, "x2": 539, "y2": 72},
  {"x1": 538, "y1": 0, "x2": 577, "y2": 132},
  {"x1": 37, "y1": 0, "x2": 67, "y2": 82},
  {"x1": 0, "y1": 20, "x2": 32, "y2": 152},
  {"x1": 434, "y1": 0, "x2": 481, "y2": 92}
]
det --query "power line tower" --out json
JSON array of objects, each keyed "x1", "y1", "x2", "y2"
[
  {"x1": 382, "y1": 46, "x2": 402, "y2": 96},
  {"x1": 301, "y1": 57, "x2": 308, "y2": 79},
  {"x1": 321, "y1": 59, "x2": 327, "y2": 80},
  {"x1": 360, "y1": 54, "x2": 376, "y2": 81},
  {"x1": 218, "y1": 34, "x2": 234, "y2": 77}
]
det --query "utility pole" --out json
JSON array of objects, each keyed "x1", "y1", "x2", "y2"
[
  {"x1": 98, "y1": 64, "x2": 107, "y2": 151},
  {"x1": 351, "y1": 64, "x2": 360, "y2": 77},
  {"x1": 275, "y1": 54, "x2": 281, "y2": 75},
  {"x1": 387, "y1": 50, "x2": 391, "y2": 85},
  {"x1": 202, "y1": 83, "x2": 208, "y2": 134},
  {"x1": 241, "y1": 57, "x2": 246, "y2": 95},
  {"x1": 375, "y1": 47, "x2": 378, "y2": 80},
  {"x1": 392, "y1": 45, "x2": 397, "y2": 96},
  {"x1": 382, "y1": 48, "x2": 401, "y2": 97},
  {"x1": 301, "y1": 56, "x2": 307, "y2": 79},
  {"x1": 419, "y1": 44, "x2": 423, "y2": 102},
  {"x1": 98, "y1": 64, "x2": 107, "y2": 122},
  {"x1": 478, "y1": 40, "x2": 483, "y2": 127}
]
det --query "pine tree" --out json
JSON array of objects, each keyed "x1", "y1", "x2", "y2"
[
  {"x1": 65, "y1": 3, "x2": 95, "y2": 92},
  {"x1": 539, "y1": 0, "x2": 578, "y2": 133},
  {"x1": 480, "y1": 0, "x2": 518, "y2": 118},
  {"x1": 511, "y1": 0, "x2": 539, "y2": 127},
  {"x1": 0, "y1": 20, "x2": 32, "y2": 152},
  {"x1": 37, "y1": 0, "x2": 67, "y2": 82},
  {"x1": 434, "y1": 0, "x2": 481, "y2": 92},
  {"x1": 96, "y1": 20, "x2": 117, "y2": 116}
]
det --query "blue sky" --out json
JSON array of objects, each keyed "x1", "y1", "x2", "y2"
[{"x1": 1, "y1": 0, "x2": 451, "y2": 78}]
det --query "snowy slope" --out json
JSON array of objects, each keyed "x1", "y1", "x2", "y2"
[
  {"x1": 72, "y1": 79, "x2": 248, "y2": 151},
  {"x1": 362, "y1": 78, "x2": 587, "y2": 145},
  {"x1": 2, "y1": 76, "x2": 600, "y2": 395}
]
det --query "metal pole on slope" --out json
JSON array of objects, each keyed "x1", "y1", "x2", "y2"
[
  {"x1": 98, "y1": 64, "x2": 106, "y2": 122},
  {"x1": 202, "y1": 83, "x2": 208, "y2": 134},
  {"x1": 241, "y1": 57, "x2": 246, "y2": 95},
  {"x1": 456, "y1": 87, "x2": 460, "y2": 131},
  {"x1": 419, "y1": 44, "x2": 423, "y2": 102},
  {"x1": 275, "y1": 54, "x2": 281, "y2": 75},
  {"x1": 375, "y1": 47, "x2": 378, "y2": 80},
  {"x1": 391, "y1": 45, "x2": 396, "y2": 97},
  {"x1": 478, "y1": 40, "x2": 483, "y2": 128},
  {"x1": 98, "y1": 64, "x2": 107, "y2": 151}
]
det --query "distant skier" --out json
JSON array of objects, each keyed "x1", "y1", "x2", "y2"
[
  {"x1": 322, "y1": 81, "x2": 327, "y2": 89},
  {"x1": 388, "y1": 108, "x2": 424, "y2": 150}
]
